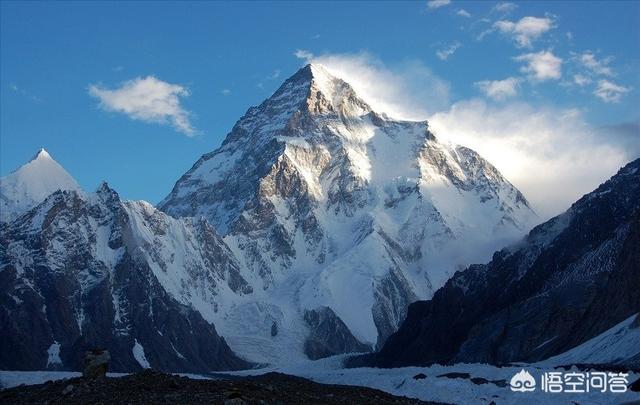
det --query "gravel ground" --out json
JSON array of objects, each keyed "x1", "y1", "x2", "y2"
[{"x1": 0, "y1": 370, "x2": 446, "y2": 404}]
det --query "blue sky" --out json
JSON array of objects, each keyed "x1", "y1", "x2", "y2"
[{"x1": 1, "y1": 1, "x2": 639, "y2": 212}]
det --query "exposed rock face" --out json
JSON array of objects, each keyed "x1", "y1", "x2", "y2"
[
  {"x1": 303, "y1": 307, "x2": 371, "y2": 360},
  {"x1": 0, "y1": 184, "x2": 250, "y2": 372},
  {"x1": 370, "y1": 159, "x2": 640, "y2": 368},
  {"x1": 159, "y1": 64, "x2": 537, "y2": 361}
]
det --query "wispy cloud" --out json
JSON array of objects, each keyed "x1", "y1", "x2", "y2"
[
  {"x1": 492, "y1": 2, "x2": 517, "y2": 14},
  {"x1": 294, "y1": 49, "x2": 314, "y2": 60},
  {"x1": 88, "y1": 76, "x2": 196, "y2": 136},
  {"x1": 8, "y1": 83, "x2": 43, "y2": 103},
  {"x1": 577, "y1": 51, "x2": 614, "y2": 76},
  {"x1": 294, "y1": 50, "x2": 450, "y2": 120},
  {"x1": 436, "y1": 41, "x2": 462, "y2": 61},
  {"x1": 573, "y1": 74, "x2": 592, "y2": 86},
  {"x1": 456, "y1": 9, "x2": 471, "y2": 18},
  {"x1": 493, "y1": 16, "x2": 554, "y2": 48},
  {"x1": 474, "y1": 77, "x2": 520, "y2": 100},
  {"x1": 515, "y1": 50, "x2": 562, "y2": 81},
  {"x1": 270, "y1": 69, "x2": 281, "y2": 80},
  {"x1": 593, "y1": 80, "x2": 631, "y2": 103},
  {"x1": 221, "y1": 89, "x2": 232, "y2": 96},
  {"x1": 426, "y1": 0, "x2": 451, "y2": 10}
]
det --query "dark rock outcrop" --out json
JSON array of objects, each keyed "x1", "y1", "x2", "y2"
[{"x1": 303, "y1": 307, "x2": 371, "y2": 359}]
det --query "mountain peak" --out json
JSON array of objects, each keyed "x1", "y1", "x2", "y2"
[
  {"x1": 279, "y1": 63, "x2": 372, "y2": 117},
  {"x1": 31, "y1": 148, "x2": 52, "y2": 161},
  {"x1": 1, "y1": 148, "x2": 81, "y2": 222}
]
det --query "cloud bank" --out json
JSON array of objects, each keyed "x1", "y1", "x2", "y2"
[
  {"x1": 429, "y1": 100, "x2": 632, "y2": 218},
  {"x1": 89, "y1": 76, "x2": 196, "y2": 136}
]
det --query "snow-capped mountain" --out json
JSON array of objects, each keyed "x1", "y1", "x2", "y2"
[
  {"x1": 159, "y1": 64, "x2": 537, "y2": 361},
  {"x1": 1, "y1": 149, "x2": 80, "y2": 223},
  {"x1": 0, "y1": 181, "x2": 250, "y2": 372},
  {"x1": 370, "y1": 158, "x2": 640, "y2": 368}
]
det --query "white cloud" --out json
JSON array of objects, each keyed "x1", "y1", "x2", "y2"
[
  {"x1": 221, "y1": 89, "x2": 232, "y2": 96},
  {"x1": 456, "y1": 9, "x2": 471, "y2": 17},
  {"x1": 494, "y1": 16, "x2": 554, "y2": 48},
  {"x1": 492, "y1": 2, "x2": 517, "y2": 14},
  {"x1": 593, "y1": 80, "x2": 631, "y2": 103},
  {"x1": 427, "y1": 0, "x2": 451, "y2": 10},
  {"x1": 515, "y1": 50, "x2": 562, "y2": 81},
  {"x1": 429, "y1": 99, "x2": 631, "y2": 218},
  {"x1": 294, "y1": 50, "x2": 450, "y2": 120},
  {"x1": 573, "y1": 74, "x2": 592, "y2": 86},
  {"x1": 474, "y1": 77, "x2": 520, "y2": 100},
  {"x1": 294, "y1": 49, "x2": 314, "y2": 60},
  {"x1": 436, "y1": 41, "x2": 462, "y2": 61},
  {"x1": 578, "y1": 51, "x2": 614, "y2": 76},
  {"x1": 270, "y1": 69, "x2": 281, "y2": 79},
  {"x1": 89, "y1": 76, "x2": 196, "y2": 136}
]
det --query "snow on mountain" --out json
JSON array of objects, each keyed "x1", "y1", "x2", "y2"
[
  {"x1": 159, "y1": 64, "x2": 538, "y2": 362},
  {"x1": 1, "y1": 149, "x2": 81, "y2": 223},
  {"x1": 540, "y1": 313, "x2": 640, "y2": 369},
  {"x1": 0, "y1": 183, "x2": 250, "y2": 372}
]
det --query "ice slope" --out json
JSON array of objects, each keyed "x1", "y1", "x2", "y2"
[
  {"x1": 0, "y1": 149, "x2": 80, "y2": 223},
  {"x1": 541, "y1": 313, "x2": 640, "y2": 368}
]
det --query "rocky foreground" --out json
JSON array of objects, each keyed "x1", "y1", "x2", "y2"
[{"x1": 0, "y1": 370, "x2": 440, "y2": 404}]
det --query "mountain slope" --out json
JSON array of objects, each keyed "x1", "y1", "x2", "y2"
[
  {"x1": 0, "y1": 183, "x2": 250, "y2": 372},
  {"x1": 539, "y1": 313, "x2": 640, "y2": 369},
  {"x1": 370, "y1": 158, "x2": 640, "y2": 368},
  {"x1": 159, "y1": 64, "x2": 537, "y2": 361},
  {"x1": 0, "y1": 149, "x2": 80, "y2": 223}
]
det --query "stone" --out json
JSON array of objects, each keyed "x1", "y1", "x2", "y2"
[{"x1": 83, "y1": 349, "x2": 111, "y2": 379}]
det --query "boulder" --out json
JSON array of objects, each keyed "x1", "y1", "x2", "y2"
[{"x1": 83, "y1": 349, "x2": 110, "y2": 379}]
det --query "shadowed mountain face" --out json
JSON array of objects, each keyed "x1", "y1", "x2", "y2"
[
  {"x1": 0, "y1": 185, "x2": 250, "y2": 373},
  {"x1": 369, "y1": 158, "x2": 640, "y2": 368},
  {"x1": 158, "y1": 64, "x2": 537, "y2": 361}
]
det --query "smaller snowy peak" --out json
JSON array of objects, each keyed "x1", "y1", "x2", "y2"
[
  {"x1": 0, "y1": 148, "x2": 81, "y2": 223},
  {"x1": 31, "y1": 148, "x2": 52, "y2": 161}
]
